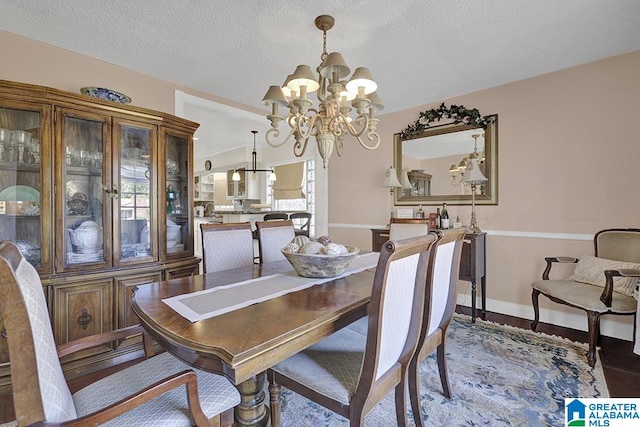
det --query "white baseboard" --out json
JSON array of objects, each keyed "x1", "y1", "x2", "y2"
[{"x1": 456, "y1": 294, "x2": 635, "y2": 342}]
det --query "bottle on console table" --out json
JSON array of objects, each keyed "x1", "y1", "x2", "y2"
[
  {"x1": 435, "y1": 208, "x2": 441, "y2": 229},
  {"x1": 415, "y1": 205, "x2": 424, "y2": 219},
  {"x1": 441, "y1": 203, "x2": 450, "y2": 229}
]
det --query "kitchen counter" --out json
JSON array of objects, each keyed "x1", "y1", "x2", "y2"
[{"x1": 210, "y1": 210, "x2": 293, "y2": 215}]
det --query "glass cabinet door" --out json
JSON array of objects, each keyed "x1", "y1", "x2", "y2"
[
  {"x1": 0, "y1": 102, "x2": 51, "y2": 273},
  {"x1": 115, "y1": 120, "x2": 157, "y2": 265},
  {"x1": 163, "y1": 130, "x2": 191, "y2": 256},
  {"x1": 57, "y1": 109, "x2": 110, "y2": 271}
]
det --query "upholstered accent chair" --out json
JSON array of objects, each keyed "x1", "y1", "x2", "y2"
[
  {"x1": 0, "y1": 240, "x2": 240, "y2": 427},
  {"x1": 531, "y1": 228, "x2": 640, "y2": 367},
  {"x1": 389, "y1": 218, "x2": 429, "y2": 241},
  {"x1": 288, "y1": 212, "x2": 312, "y2": 237},
  {"x1": 201, "y1": 222, "x2": 255, "y2": 273},
  {"x1": 267, "y1": 233, "x2": 439, "y2": 427},
  {"x1": 408, "y1": 227, "x2": 467, "y2": 427},
  {"x1": 255, "y1": 219, "x2": 295, "y2": 263}
]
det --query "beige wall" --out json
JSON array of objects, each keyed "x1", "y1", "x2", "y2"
[
  {"x1": 329, "y1": 50, "x2": 640, "y2": 339},
  {"x1": 2, "y1": 29, "x2": 638, "y2": 339}
]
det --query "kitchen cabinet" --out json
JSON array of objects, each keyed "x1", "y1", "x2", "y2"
[
  {"x1": 194, "y1": 172, "x2": 214, "y2": 201},
  {"x1": 0, "y1": 79, "x2": 200, "y2": 392},
  {"x1": 226, "y1": 168, "x2": 259, "y2": 199}
]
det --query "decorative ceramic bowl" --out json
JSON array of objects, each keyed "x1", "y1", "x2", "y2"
[
  {"x1": 167, "y1": 224, "x2": 181, "y2": 241},
  {"x1": 282, "y1": 246, "x2": 360, "y2": 278},
  {"x1": 69, "y1": 221, "x2": 103, "y2": 253}
]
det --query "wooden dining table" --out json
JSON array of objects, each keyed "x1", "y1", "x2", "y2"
[{"x1": 131, "y1": 260, "x2": 376, "y2": 426}]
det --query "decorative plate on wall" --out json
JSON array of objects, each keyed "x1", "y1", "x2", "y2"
[{"x1": 80, "y1": 87, "x2": 132, "y2": 104}]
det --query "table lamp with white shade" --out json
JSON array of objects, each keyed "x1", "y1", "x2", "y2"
[{"x1": 462, "y1": 134, "x2": 488, "y2": 233}]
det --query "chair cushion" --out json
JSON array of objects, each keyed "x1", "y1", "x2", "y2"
[
  {"x1": 271, "y1": 327, "x2": 366, "y2": 405},
  {"x1": 532, "y1": 279, "x2": 637, "y2": 313},
  {"x1": 73, "y1": 352, "x2": 240, "y2": 426},
  {"x1": 568, "y1": 255, "x2": 640, "y2": 297}
]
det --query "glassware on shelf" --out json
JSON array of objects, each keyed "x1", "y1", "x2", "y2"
[
  {"x1": 13, "y1": 130, "x2": 31, "y2": 163},
  {"x1": 28, "y1": 138, "x2": 40, "y2": 163},
  {"x1": 166, "y1": 159, "x2": 179, "y2": 175},
  {"x1": 0, "y1": 128, "x2": 11, "y2": 161}
]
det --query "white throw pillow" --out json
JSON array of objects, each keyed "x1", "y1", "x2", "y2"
[{"x1": 569, "y1": 255, "x2": 640, "y2": 297}]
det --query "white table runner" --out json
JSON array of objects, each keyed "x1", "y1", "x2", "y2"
[{"x1": 163, "y1": 252, "x2": 380, "y2": 322}]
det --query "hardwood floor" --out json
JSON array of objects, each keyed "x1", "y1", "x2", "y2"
[{"x1": 1, "y1": 307, "x2": 639, "y2": 423}]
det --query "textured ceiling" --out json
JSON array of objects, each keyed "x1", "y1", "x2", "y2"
[{"x1": 2, "y1": 0, "x2": 640, "y2": 160}]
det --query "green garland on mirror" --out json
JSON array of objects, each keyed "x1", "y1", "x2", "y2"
[{"x1": 400, "y1": 103, "x2": 493, "y2": 138}]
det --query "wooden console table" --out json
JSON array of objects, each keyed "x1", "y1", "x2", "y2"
[{"x1": 371, "y1": 229, "x2": 486, "y2": 322}]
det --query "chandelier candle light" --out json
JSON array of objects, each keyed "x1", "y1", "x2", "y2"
[{"x1": 261, "y1": 15, "x2": 383, "y2": 168}]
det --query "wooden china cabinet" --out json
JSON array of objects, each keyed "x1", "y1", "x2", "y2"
[{"x1": 0, "y1": 80, "x2": 200, "y2": 393}]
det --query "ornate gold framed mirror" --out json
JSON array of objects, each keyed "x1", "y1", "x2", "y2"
[{"x1": 393, "y1": 108, "x2": 498, "y2": 206}]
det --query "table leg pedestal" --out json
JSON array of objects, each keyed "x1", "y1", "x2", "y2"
[{"x1": 234, "y1": 373, "x2": 269, "y2": 427}]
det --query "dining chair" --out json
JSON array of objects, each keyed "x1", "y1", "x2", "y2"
[
  {"x1": 255, "y1": 219, "x2": 295, "y2": 263},
  {"x1": 201, "y1": 222, "x2": 255, "y2": 273},
  {"x1": 0, "y1": 240, "x2": 240, "y2": 427},
  {"x1": 408, "y1": 227, "x2": 467, "y2": 427},
  {"x1": 389, "y1": 218, "x2": 429, "y2": 241},
  {"x1": 347, "y1": 218, "x2": 432, "y2": 335},
  {"x1": 531, "y1": 228, "x2": 640, "y2": 366},
  {"x1": 263, "y1": 212, "x2": 289, "y2": 221},
  {"x1": 288, "y1": 212, "x2": 312, "y2": 237},
  {"x1": 267, "y1": 233, "x2": 439, "y2": 427}
]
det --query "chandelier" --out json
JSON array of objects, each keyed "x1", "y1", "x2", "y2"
[
  {"x1": 232, "y1": 130, "x2": 276, "y2": 182},
  {"x1": 261, "y1": 15, "x2": 383, "y2": 168}
]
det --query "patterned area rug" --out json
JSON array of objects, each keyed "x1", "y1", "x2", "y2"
[{"x1": 276, "y1": 315, "x2": 609, "y2": 426}]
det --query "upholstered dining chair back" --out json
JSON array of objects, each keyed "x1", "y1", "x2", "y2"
[
  {"x1": 201, "y1": 222, "x2": 255, "y2": 273},
  {"x1": 0, "y1": 241, "x2": 77, "y2": 423},
  {"x1": 408, "y1": 227, "x2": 466, "y2": 427},
  {"x1": 0, "y1": 240, "x2": 241, "y2": 426},
  {"x1": 424, "y1": 228, "x2": 467, "y2": 336},
  {"x1": 267, "y1": 233, "x2": 438, "y2": 426},
  {"x1": 367, "y1": 234, "x2": 439, "y2": 382},
  {"x1": 389, "y1": 218, "x2": 429, "y2": 241},
  {"x1": 256, "y1": 220, "x2": 295, "y2": 263}
]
